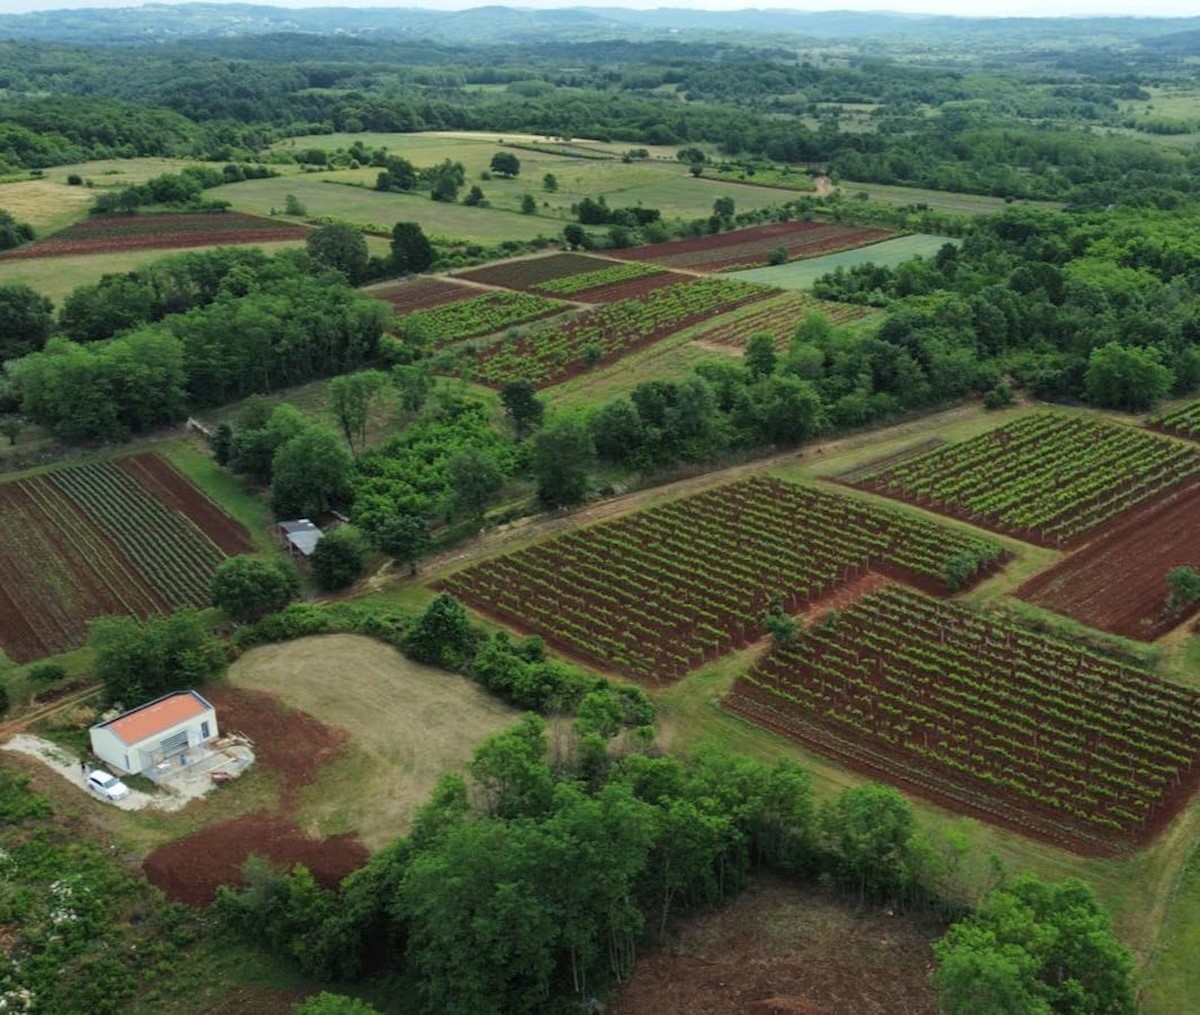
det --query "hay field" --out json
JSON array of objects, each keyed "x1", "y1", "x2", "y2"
[{"x1": 227, "y1": 633, "x2": 516, "y2": 849}]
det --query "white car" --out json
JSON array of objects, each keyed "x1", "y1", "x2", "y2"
[{"x1": 86, "y1": 769, "x2": 131, "y2": 802}]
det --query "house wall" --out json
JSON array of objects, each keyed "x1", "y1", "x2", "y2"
[{"x1": 89, "y1": 708, "x2": 219, "y2": 775}]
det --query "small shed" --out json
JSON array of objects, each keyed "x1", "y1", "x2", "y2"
[
  {"x1": 276, "y1": 518, "x2": 324, "y2": 559},
  {"x1": 89, "y1": 690, "x2": 218, "y2": 776}
]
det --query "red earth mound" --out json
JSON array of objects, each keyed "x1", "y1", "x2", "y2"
[
  {"x1": 200, "y1": 685, "x2": 347, "y2": 804},
  {"x1": 144, "y1": 812, "x2": 368, "y2": 906}
]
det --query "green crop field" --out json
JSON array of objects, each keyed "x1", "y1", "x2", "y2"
[
  {"x1": 724, "y1": 234, "x2": 956, "y2": 290},
  {"x1": 834, "y1": 181, "x2": 1064, "y2": 214}
]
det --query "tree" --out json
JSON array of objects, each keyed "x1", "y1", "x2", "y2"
[
  {"x1": 821, "y1": 782, "x2": 915, "y2": 901},
  {"x1": 520, "y1": 193, "x2": 537, "y2": 215},
  {"x1": 446, "y1": 446, "x2": 504, "y2": 522},
  {"x1": 689, "y1": 163, "x2": 704, "y2": 178},
  {"x1": 1166, "y1": 566, "x2": 1200, "y2": 612},
  {"x1": 431, "y1": 174, "x2": 459, "y2": 202},
  {"x1": 501, "y1": 380, "x2": 545, "y2": 438},
  {"x1": 490, "y1": 152, "x2": 521, "y2": 178},
  {"x1": 754, "y1": 376, "x2": 825, "y2": 445},
  {"x1": 310, "y1": 525, "x2": 369, "y2": 591},
  {"x1": 90, "y1": 611, "x2": 223, "y2": 707},
  {"x1": 372, "y1": 510, "x2": 429, "y2": 575},
  {"x1": 542, "y1": 173, "x2": 558, "y2": 192},
  {"x1": 306, "y1": 223, "x2": 369, "y2": 285},
  {"x1": 283, "y1": 194, "x2": 307, "y2": 216},
  {"x1": 295, "y1": 994, "x2": 382, "y2": 1015},
  {"x1": 1083, "y1": 342, "x2": 1173, "y2": 410},
  {"x1": 328, "y1": 369, "x2": 390, "y2": 457},
  {"x1": 463, "y1": 185, "x2": 486, "y2": 206},
  {"x1": 533, "y1": 416, "x2": 594, "y2": 509},
  {"x1": 209, "y1": 555, "x2": 300, "y2": 623},
  {"x1": 0, "y1": 418, "x2": 20, "y2": 447},
  {"x1": 0, "y1": 284, "x2": 53, "y2": 361},
  {"x1": 744, "y1": 332, "x2": 777, "y2": 379},
  {"x1": 390, "y1": 222, "x2": 434, "y2": 274},
  {"x1": 271, "y1": 426, "x2": 354, "y2": 519},
  {"x1": 713, "y1": 196, "x2": 735, "y2": 220},
  {"x1": 935, "y1": 875, "x2": 1135, "y2": 1015},
  {"x1": 28, "y1": 662, "x2": 66, "y2": 686},
  {"x1": 404, "y1": 593, "x2": 476, "y2": 669},
  {"x1": 562, "y1": 223, "x2": 589, "y2": 250}
]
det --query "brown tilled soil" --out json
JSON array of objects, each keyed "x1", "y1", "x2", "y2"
[
  {"x1": 200, "y1": 685, "x2": 348, "y2": 804},
  {"x1": 607, "y1": 878, "x2": 941, "y2": 1015},
  {"x1": 143, "y1": 812, "x2": 369, "y2": 906},
  {"x1": 1017, "y1": 477, "x2": 1200, "y2": 640}
]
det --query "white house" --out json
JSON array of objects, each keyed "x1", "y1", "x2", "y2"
[{"x1": 89, "y1": 690, "x2": 219, "y2": 777}]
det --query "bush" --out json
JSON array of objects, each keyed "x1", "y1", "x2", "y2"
[
  {"x1": 983, "y1": 380, "x2": 1015, "y2": 408},
  {"x1": 768, "y1": 245, "x2": 788, "y2": 266},
  {"x1": 310, "y1": 525, "x2": 369, "y2": 592},
  {"x1": 28, "y1": 662, "x2": 67, "y2": 685}
]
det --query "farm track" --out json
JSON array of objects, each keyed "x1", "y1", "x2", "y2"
[{"x1": 0, "y1": 685, "x2": 103, "y2": 740}]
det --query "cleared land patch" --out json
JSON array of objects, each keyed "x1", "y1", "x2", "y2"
[
  {"x1": 610, "y1": 221, "x2": 896, "y2": 273},
  {"x1": 724, "y1": 584, "x2": 1200, "y2": 856},
  {"x1": 0, "y1": 453, "x2": 253, "y2": 662},
  {"x1": 366, "y1": 275, "x2": 482, "y2": 313},
  {"x1": 227, "y1": 634, "x2": 517, "y2": 848},
  {"x1": 691, "y1": 291, "x2": 877, "y2": 352},
  {"x1": 438, "y1": 476, "x2": 1006, "y2": 684},
  {"x1": 468, "y1": 277, "x2": 773, "y2": 388},
  {"x1": 845, "y1": 413, "x2": 1200, "y2": 548},
  {"x1": 726, "y1": 233, "x2": 955, "y2": 290},
  {"x1": 1017, "y1": 478, "x2": 1200, "y2": 641},
  {"x1": 0, "y1": 212, "x2": 308, "y2": 259}
]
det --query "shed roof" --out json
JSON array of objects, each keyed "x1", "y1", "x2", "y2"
[
  {"x1": 95, "y1": 690, "x2": 213, "y2": 746},
  {"x1": 279, "y1": 518, "x2": 323, "y2": 557}
]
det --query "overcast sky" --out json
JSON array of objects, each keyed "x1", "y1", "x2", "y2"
[{"x1": 1, "y1": 0, "x2": 1197, "y2": 16}]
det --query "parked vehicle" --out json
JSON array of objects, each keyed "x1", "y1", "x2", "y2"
[{"x1": 86, "y1": 769, "x2": 131, "y2": 802}]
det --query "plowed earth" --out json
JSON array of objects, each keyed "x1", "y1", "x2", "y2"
[
  {"x1": 0, "y1": 212, "x2": 307, "y2": 259},
  {"x1": 368, "y1": 275, "x2": 481, "y2": 313},
  {"x1": 607, "y1": 878, "x2": 940, "y2": 1015},
  {"x1": 1017, "y1": 477, "x2": 1200, "y2": 640}
]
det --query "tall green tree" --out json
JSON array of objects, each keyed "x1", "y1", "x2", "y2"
[
  {"x1": 501, "y1": 381, "x2": 545, "y2": 438},
  {"x1": 270, "y1": 425, "x2": 354, "y2": 519},
  {"x1": 820, "y1": 782, "x2": 914, "y2": 901},
  {"x1": 309, "y1": 525, "x2": 369, "y2": 592},
  {"x1": 490, "y1": 152, "x2": 521, "y2": 177},
  {"x1": 209, "y1": 555, "x2": 300, "y2": 623},
  {"x1": 390, "y1": 222, "x2": 434, "y2": 273},
  {"x1": 446, "y1": 446, "x2": 505, "y2": 522},
  {"x1": 533, "y1": 416, "x2": 594, "y2": 509},
  {"x1": 328, "y1": 369, "x2": 390, "y2": 456},
  {"x1": 90, "y1": 611, "x2": 223, "y2": 707},
  {"x1": 1083, "y1": 341, "x2": 1173, "y2": 410},
  {"x1": 306, "y1": 222, "x2": 370, "y2": 284},
  {"x1": 0, "y1": 284, "x2": 53, "y2": 361}
]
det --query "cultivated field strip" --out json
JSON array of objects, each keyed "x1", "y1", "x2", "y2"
[
  {"x1": 397, "y1": 290, "x2": 569, "y2": 346},
  {"x1": 470, "y1": 277, "x2": 775, "y2": 388},
  {"x1": 457, "y1": 252, "x2": 619, "y2": 290},
  {"x1": 532, "y1": 261, "x2": 658, "y2": 295},
  {"x1": 1149, "y1": 400, "x2": 1200, "y2": 441},
  {"x1": 848, "y1": 413, "x2": 1200, "y2": 547},
  {"x1": 691, "y1": 291, "x2": 876, "y2": 350},
  {"x1": 438, "y1": 476, "x2": 1005, "y2": 682},
  {"x1": 0, "y1": 454, "x2": 253, "y2": 662},
  {"x1": 368, "y1": 276, "x2": 480, "y2": 314},
  {"x1": 610, "y1": 221, "x2": 897, "y2": 272},
  {"x1": 726, "y1": 584, "x2": 1200, "y2": 855}
]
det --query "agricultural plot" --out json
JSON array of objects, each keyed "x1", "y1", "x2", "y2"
[
  {"x1": 0, "y1": 212, "x2": 307, "y2": 259},
  {"x1": 1149, "y1": 401, "x2": 1200, "y2": 441},
  {"x1": 398, "y1": 290, "x2": 569, "y2": 346},
  {"x1": 468, "y1": 278, "x2": 773, "y2": 388},
  {"x1": 366, "y1": 276, "x2": 481, "y2": 314},
  {"x1": 457, "y1": 253, "x2": 625, "y2": 291},
  {"x1": 691, "y1": 291, "x2": 877, "y2": 352},
  {"x1": 847, "y1": 413, "x2": 1200, "y2": 548},
  {"x1": 610, "y1": 221, "x2": 897, "y2": 272},
  {"x1": 0, "y1": 453, "x2": 253, "y2": 663},
  {"x1": 551, "y1": 269, "x2": 696, "y2": 304},
  {"x1": 725, "y1": 584, "x2": 1200, "y2": 855},
  {"x1": 1017, "y1": 478, "x2": 1200, "y2": 641},
  {"x1": 438, "y1": 476, "x2": 1006, "y2": 683},
  {"x1": 459, "y1": 252, "x2": 691, "y2": 303}
]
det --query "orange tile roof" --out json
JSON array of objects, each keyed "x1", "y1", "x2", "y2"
[{"x1": 102, "y1": 691, "x2": 211, "y2": 745}]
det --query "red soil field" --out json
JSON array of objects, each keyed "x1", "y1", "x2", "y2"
[
  {"x1": 368, "y1": 275, "x2": 481, "y2": 314},
  {"x1": 201, "y1": 685, "x2": 347, "y2": 804},
  {"x1": 143, "y1": 813, "x2": 368, "y2": 906},
  {"x1": 115, "y1": 453, "x2": 255, "y2": 556},
  {"x1": 0, "y1": 212, "x2": 308, "y2": 259},
  {"x1": 607, "y1": 878, "x2": 940, "y2": 1015},
  {"x1": 0, "y1": 452, "x2": 252, "y2": 663},
  {"x1": 1016, "y1": 477, "x2": 1200, "y2": 640},
  {"x1": 565, "y1": 268, "x2": 695, "y2": 303},
  {"x1": 610, "y1": 221, "x2": 897, "y2": 272},
  {"x1": 456, "y1": 252, "x2": 616, "y2": 290}
]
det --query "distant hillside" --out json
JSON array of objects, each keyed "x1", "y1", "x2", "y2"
[{"x1": 2, "y1": 4, "x2": 1200, "y2": 48}]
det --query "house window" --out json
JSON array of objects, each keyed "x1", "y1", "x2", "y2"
[{"x1": 200, "y1": 721, "x2": 211, "y2": 739}]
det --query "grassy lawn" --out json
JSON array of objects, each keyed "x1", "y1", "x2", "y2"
[
  {"x1": 0, "y1": 178, "x2": 97, "y2": 233},
  {"x1": 226, "y1": 633, "x2": 517, "y2": 849},
  {"x1": 725, "y1": 233, "x2": 957, "y2": 290},
  {"x1": 834, "y1": 180, "x2": 1063, "y2": 214}
]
